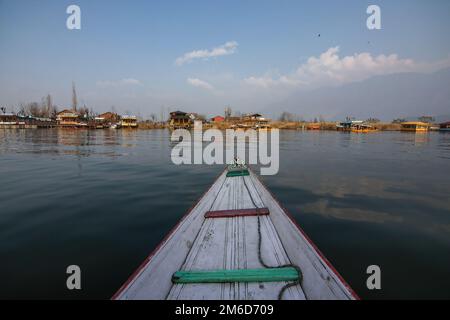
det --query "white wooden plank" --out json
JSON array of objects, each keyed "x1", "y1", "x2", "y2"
[{"x1": 115, "y1": 172, "x2": 227, "y2": 300}]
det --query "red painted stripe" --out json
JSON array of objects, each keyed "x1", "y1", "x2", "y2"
[
  {"x1": 205, "y1": 207, "x2": 270, "y2": 218},
  {"x1": 111, "y1": 168, "x2": 227, "y2": 300},
  {"x1": 249, "y1": 167, "x2": 360, "y2": 300}
]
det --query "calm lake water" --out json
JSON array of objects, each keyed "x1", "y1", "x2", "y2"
[{"x1": 0, "y1": 129, "x2": 449, "y2": 300}]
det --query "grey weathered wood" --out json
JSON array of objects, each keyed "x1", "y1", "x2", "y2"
[
  {"x1": 114, "y1": 170, "x2": 356, "y2": 300},
  {"x1": 247, "y1": 171, "x2": 356, "y2": 300}
]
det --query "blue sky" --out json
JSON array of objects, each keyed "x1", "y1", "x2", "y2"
[{"x1": 1, "y1": 0, "x2": 450, "y2": 119}]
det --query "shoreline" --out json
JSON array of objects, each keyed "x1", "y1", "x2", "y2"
[{"x1": 0, "y1": 121, "x2": 435, "y2": 132}]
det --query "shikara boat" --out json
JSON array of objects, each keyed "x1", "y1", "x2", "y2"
[{"x1": 113, "y1": 166, "x2": 358, "y2": 300}]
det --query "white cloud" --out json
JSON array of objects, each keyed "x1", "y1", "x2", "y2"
[
  {"x1": 96, "y1": 78, "x2": 143, "y2": 87},
  {"x1": 244, "y1": 47, "x2": 450, "y2": 89},
  {"x1": 175, "y1": 41, "x2": 238, "y2": 66},
  {"x1": 187, "y1": 78, "x2": 215, "y2": 91}
]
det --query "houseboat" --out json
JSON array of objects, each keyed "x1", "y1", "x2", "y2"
[
  {"x1": 120, "y1": 115, "x2": 138, "y2": 128},
  {"x1": 169, "y1": 111, "x2": 192, "y2": 129},
  {"x1": 336, "y1": 120, "x2": 363, "y2": 132},
  {"x1": 113, "y1": 165, "x2": 358, "y2": 300},
  {"x1": 94, "y1": 117, "x2": 105, "y2": 129},
  {"x1": 56, "y1": 109, "x2": 84, "y2": 128},
  {"x1": 243, "y1": 113, "x2": 270, "y2": 129},
  {"x1": 401, "y1": 122, "x2": 429, "y2": 132},
  {"x1": 0, "y1": 113, "x2": 26, "y2": 128},
  {"x1": 97, "y1": 112, "x2": 121, "y2": 129},
  {"x1": 439, "y1": 122, "x2": 450, "y2": 132},
  {"x1": 351, "y1": 123, "x2": 377, "y2": 133}
]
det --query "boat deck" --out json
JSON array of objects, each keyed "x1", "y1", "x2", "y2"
[{"x1": 113, "y1": 170, "x2": 357, "y2": 300}]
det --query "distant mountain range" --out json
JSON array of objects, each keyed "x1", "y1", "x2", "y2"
[{"x1": 265, "y1": 68, "x2": 450, "y2": 122}]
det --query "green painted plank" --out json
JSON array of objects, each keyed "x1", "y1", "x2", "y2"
[
  {"x1": 172, "y1": 267, "x2": 299, "y2": 284},
  {"x1": 226, "y1": 170, "x2": 250, "y2": 177}
]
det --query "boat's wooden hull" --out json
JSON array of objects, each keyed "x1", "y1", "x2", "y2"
[
  {"x1": 351, "y1": 129, "x2": 377, "y2": 133},
  {"x1": 401, "y1": 128, "x2": 428, "y2": 132},
  {"x1": 113, "y1": 169, "x2": 358, "y2": 300}
]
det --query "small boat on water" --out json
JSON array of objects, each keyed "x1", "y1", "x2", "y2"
[{"x1": 113, "y1": 165, "x2": 358, "y2": 300}]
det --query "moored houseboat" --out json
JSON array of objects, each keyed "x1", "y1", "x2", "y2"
[
  {"x1": 351, "y1": 123, "x2": 377, "y2": 133},
  {"x1": 401, "y1": 122, "x2": 429, "y2": 132},
  {"x1": 98, "y1": 112, "x2": 121, "y2": 128},
  {"x1": 120, "y1": 115, "x2": 138, "y2": 128},
  {"x1": 439, "y1": 122, "x2": 450, "y2": 132},
  {"x1": 0, "y1": 113, "x2": 26, "y2": 128},
  {"x1": 113, "y1": 166, "x2": 358, "y2": 300},
  {"x1": 56, "y1": 109, "x2": 85, "y2": 128},
  {"x1": 169, "y1": 111, "x2": 192, "y2": 129},
  {"x1": 336, "y1": 120, "x2": 363, "y2": 132}
]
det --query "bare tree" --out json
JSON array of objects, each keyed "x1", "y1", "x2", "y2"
[
  {"x1": 418, "y1": 116, "x2": 435, "y2": 123},
  {"x1": 279, "y1": 112, "x2": 295, "y2": 122},
  {"x1": 224, "y1": 106, "x2": 232, "y2": 119},
  {"x1": 366, "y1": 118, "x2": 380, "y2": 123},
  {"x1": 72, "y1": 81, "x2": 78, "y2": 111},
  {"x1": 46, "y1": 94, "x2": 52, "y2": 116}
]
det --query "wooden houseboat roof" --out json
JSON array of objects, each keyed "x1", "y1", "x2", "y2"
[
  {"x1": 121, "y1": 115, "x2": 137, "y2": 120},
  {"x1": 98, "y1": 112, "x2": 119, "y2": 118},
  {"x1": 0, "y1": 113, "x2": 17, "y2": 118},
  {"x1": 401, "y1": 121, "x2": 429, "y2": 126},
  {"x1": 113, "y1": 169, "x2": 357, "y2": 300}
]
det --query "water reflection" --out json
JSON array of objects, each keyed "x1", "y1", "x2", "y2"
[{"x1": 0, "y1": 129, "x2": 450, "y2": 299}]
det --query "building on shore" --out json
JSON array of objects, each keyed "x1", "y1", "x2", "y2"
[
  {"x1": 211, "y1": 115, "x2": 225, "y2": 123},
  {"x1": 401, "y1": 122, "x2": 429, "y2": 132},
  {"x1": 120, "y1": 115, "x2": 138, "y2": 128},
  {"x1": 239, "y1": 113, "x2": 270, "y2": 129}
]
